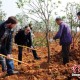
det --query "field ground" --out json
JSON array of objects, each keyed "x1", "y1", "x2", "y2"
[{"x1": 0, "y1": 32, "x2": 80, "y2": 80}]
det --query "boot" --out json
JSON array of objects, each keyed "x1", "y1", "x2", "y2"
[{"x1": 32, "y1": 50, "x2": 41, "y2": 60}]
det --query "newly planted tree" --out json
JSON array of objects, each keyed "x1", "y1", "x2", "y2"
[{"x1": 16, "y1": 0, "x2": 61, "y2": 63}]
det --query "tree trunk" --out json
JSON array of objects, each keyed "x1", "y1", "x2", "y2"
[{"x1": 45, "y1": 20, "x2": 50, "y2": 63}]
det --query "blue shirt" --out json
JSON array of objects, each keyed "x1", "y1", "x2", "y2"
[{"x1": 54, "y1": 22, "x2": 72, "y2": 45}]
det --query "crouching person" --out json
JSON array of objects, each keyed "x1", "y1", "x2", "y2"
[
  {"x1": 0, "y1": 16, "x2": 19, "y2": 76},
  {"x1": 53, "y1": 17, "x2": 72, "y2": 65},
  {"x1": 15, "y1": 26, "x2": 41, "y2": 65}
]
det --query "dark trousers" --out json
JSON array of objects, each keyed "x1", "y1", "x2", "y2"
[
  {"x1": 62, "y1": 44, "x2": 70, "y2": 65},
  {"x1": 18, "y1": 46, "x2": 38, "y2": 64}
]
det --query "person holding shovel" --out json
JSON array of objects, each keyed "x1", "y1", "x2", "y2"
[
  {"x1": 0, "y1": 16, "x2": 19, "y2": 76},
  {"x1": 15, "y1": 26, "x2": 41, "y2": 65},
  {"x1": 53, "y1": 17, "x2": 72, "y2": 65}
]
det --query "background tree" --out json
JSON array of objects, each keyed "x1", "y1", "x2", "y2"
[
  {"x1": 16, "y1": 13, "x2": 29, "y2": 29},
  {"x1": 0, "y1": 0, "x2": 6, "y2": 21},
  {"x1": 64, "y1": 2, "x2": 80, "y2": 48},
  {"x1": 65, "y1": 2, "x2": 80, "y2": 32}
]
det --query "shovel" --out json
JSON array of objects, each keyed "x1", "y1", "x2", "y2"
[{"x1": 0, "y1": 54, "x2": 29, "y2": 66}]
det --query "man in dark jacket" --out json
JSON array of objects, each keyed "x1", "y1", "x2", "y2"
[
  {"x1": 77, "y1": 12, "x2": 80, "y2": 20},
  {"x1": 53, "y1": 17, "x2": 72, "y2": 65},
  {"x1": 0, "y1": 16, "x2": 19, "y2": 75},
  {"x1": 15, "y1": 26, "x2": 41, "y2": 65}
]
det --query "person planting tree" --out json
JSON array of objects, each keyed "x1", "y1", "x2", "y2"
[{"x1": 53, "y1": 17, "x2": 72, "y2": 65}]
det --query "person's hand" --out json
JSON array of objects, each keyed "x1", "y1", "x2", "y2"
[
  {"x1": 49, "y1": 38, "x2": 53, "y2": 42},
  {"x1": 7, "y1": 54, "x2": 12, "y2": 59},
  {"x1": 27, "y1": 48, "x2": 32, "y2": 53},
  {"x1": 31, "y1": 46, "x2": 33, "y2": 49}
]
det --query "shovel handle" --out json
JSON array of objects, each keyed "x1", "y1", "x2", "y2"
[{"x1": 0, "y1": 54, "x2": 28, "y2": 65}]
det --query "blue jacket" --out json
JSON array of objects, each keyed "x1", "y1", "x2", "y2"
[{"x1": 54, "y1": 22, "x2": 72, "y2": 45}]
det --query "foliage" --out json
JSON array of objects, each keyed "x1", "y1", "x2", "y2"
[
  {"x1": 0, "y1": 0, "x2": 6, "y2": 20},
  {"x1": 16, "y1": 0, "x2": 61, "y2": 25},
  {"x1": 16, "y1": 13, "x2": 29, "y2": 28},
  {"x1": 65, "y1": 2, "x2": 80, "y2": 30}
]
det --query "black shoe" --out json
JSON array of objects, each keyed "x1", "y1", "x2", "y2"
[
  {"x1": 0, "y1": 71, "x2": 19, "y2": 78},
  {"x1": 35, "y1": 57, "x2": 41, "y2": 60},
  {"x1": 8, "y1": 71, "x2": 19, "y2": 76}
]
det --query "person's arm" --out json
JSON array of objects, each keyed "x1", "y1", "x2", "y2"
[
  {"x1": 15, "y1": 32, "x2": 19, "y2": 44},
  {"x1": 6, "y1": 31, "x2": 13, "y2": 55},
  {"x1": 28, "y1": 32, "x2": 33, "y2": 47},
  {"x1": 14, "y1": 30, "x2": 22, "y2": 44},
  {"x1": 53, "y1": 24, "x2": 64, "y2": 40},
  {"x1": 5, "y1": 31, "x2": 13, "y2": 59}
]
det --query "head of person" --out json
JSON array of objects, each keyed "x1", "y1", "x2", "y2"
[
  {"x1": 29, "y1": 23, "x2": 32, "y2": 30},
  {"x1": 24, "y1": 26, "x2": 31, "y2": 34},
  {"x1": 5, "y1": 16, "x2": 18, "y2": 29},
  {"x1": 55, "y1": 17, "x2": 62, "y2": 25},
  {"x1": 77, "y1": 12, "x2": 80, "y2": 20}
]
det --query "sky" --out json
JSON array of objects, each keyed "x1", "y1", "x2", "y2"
[
  {"x1": 1, "y1": 0, "x2": 80, "y2": 19},
  {"x1": 2, "y1": 0, "x2": 21, "y2": 19}
]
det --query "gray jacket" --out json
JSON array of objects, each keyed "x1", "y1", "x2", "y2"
[{"x1": 0, "y1": 22, "x2": 13, "y2": 55}]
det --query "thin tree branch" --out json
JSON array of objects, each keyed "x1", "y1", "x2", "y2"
[{"x1": 27, "y1": 3, "x2": 46, "y2": 22}]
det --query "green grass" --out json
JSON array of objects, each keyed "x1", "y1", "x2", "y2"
[{"x1": 33, "y1": 37, "x2": 47, "y2": 47}]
